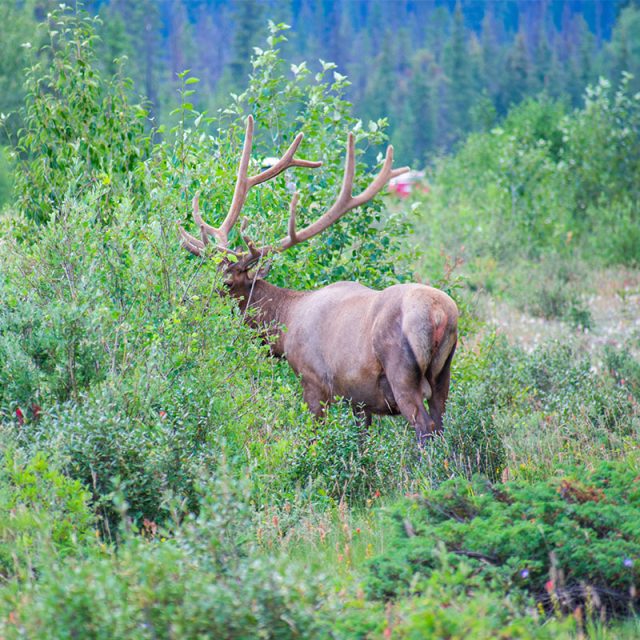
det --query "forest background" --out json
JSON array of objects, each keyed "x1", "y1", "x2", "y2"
[
  {"x1": 1, "y1": 0, "x2": 640, "y2": 183},
  {"x1": 0, "y1": 1, "x2": 640, "y2": 637}
]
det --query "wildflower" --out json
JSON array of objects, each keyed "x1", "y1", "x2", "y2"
[
  {"x1": 520, "y1": 569, "x2": 529, "y2": 579},
  {"x1": 624, "y1": 557, "x2": 634, "y2": 568},
  {"x1": 545, "y1": 579, "x2": 554, "y2": 593}
]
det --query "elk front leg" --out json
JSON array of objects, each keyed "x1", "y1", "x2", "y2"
[{"x1": 301, "y1": 377, "x2": 330, "y2": 419}]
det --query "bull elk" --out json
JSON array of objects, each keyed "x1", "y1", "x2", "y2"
[{"x1": 179, "y1": 116, "x2": 458, "y2": 445}]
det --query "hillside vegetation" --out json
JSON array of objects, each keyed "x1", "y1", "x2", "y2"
[{"x1": 0, "y1": 8, "x2": 639, "y2": 638}]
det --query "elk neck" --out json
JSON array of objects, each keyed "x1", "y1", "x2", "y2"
[{"x1": 231, "y1": 278, "x2": 307, "y2": 357}]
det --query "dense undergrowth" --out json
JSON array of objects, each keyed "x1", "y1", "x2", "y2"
[{"x1": 0, "y1": 7, "x2": 639, "y2": 638}]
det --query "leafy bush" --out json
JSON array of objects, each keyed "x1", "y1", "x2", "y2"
[
  {"x1": 0, "y1": 451, "x2": 94, "y2": 580},
  {"x1": 13, "y1": 7, "x2": 151, "y2": 224},
  {"x1": 605, "y1": 344, "x2": 640, "y2": 402},
  {"x1": 0, "y1": 468, "x2": 330, "y2": 640},
  {"x1": 283, "y1": 404, "x2": 416, "y2": 503},
  {"x1": 333, "y1": 561, "x2": 576, "y2": 639},
  {"x1": 421, "y1": 336, "x2": 638, "y2": 483},
  {"x1": 366, "y1": 457, "x2": 640, "y2": 617},
  {"x1": 509, "y1": 256, "x2": 592, "y2": 328},
  {"x1": 415, "y1": 78, "x2": 640, "y2": 275}
]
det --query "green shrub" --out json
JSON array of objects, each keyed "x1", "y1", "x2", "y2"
[
  {"x1": 0, "y1": 451, "x2": 95, "y2": 580},
  {"x1": 0, "y1": 147, "x2": 12, "y2": 208},
  {"x1": 414, "y1": 78, "x2": 640, "y2": 276},
  {"x1": 386, "y1": 563, "x2": 575, "y2": 639},
  {"x1": 0, "y1": 468, "x2": 330, "y2": 640},
  {"x1": 13, "y1": 7, "x2": 151, "y2": 224},
  {"x1": 366, "y1": 457, "x2": 640, "y2": 617},
  {"x1": 421, "y1": 336, "x2": 638, "y2": 484},
  {"x1": 509, "y1": 256, "x2": 592, "y2": 328},
  {"x1": 283, "y1": 404, "x2": 416, "y2": 503},
  {"x1": 605, "y1": 345, "x2": 640, "y2": 403},
  {"x1": 333, "y1": 561, "x2": 576, "y2": 639}
]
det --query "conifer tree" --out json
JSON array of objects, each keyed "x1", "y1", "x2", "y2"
[
  {"x1": 396, "y1": 50, "x2": 436, "y2": 165},
  {"x1": 228, "y1": 0, "x2": 264, "y2": 89},
  {"x1": 443, "y1": 2, "x2": 472, "y2": 140},
  {"x1": 503, "y1": 31, "x2": 530, "y2": 108}
]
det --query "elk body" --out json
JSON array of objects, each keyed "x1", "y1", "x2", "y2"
[{"x1": 179, "y1": 117, "x2": 458, "y2": 444}]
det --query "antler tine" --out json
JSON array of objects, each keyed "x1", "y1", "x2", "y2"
[
  {"x1": 178, "y1": 222, "x2": 205, "y2": 256},
  {"x1": 180, "y1": 194, "x2": 244, "y2": 259},
  {"x1": 239, "y1": 216, "x2": 261, "y2": 261},
  {"x1": 351, "y1": 144, "x2": 409, "y2": 207},
  {"x1": 249, "y1": 133, "x2": 323, "y2": 187},
  {"x1": 192, "y1": 193, "x2": 218, "y2": 240},
  {"x1": 279, "y1": 134, "x2": 410, "y2": 250},
  {"x1": 287, "y1": 192, "x2": 300, "y2": 246},
  {"x1": 216, "y1": 115, "x2": 256, "y2": 242}
]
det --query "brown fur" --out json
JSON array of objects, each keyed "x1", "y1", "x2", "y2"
[{"x1": 228, "y1": 270, "x2": 458, "y2": 445}]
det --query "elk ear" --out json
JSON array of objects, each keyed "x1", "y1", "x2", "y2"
[
  {"x1": 216, "y1": 253, "x2": 238, "y2": 272},
  {"x1": 256, "y1": 259, "x2": 273, "y2": 279}
]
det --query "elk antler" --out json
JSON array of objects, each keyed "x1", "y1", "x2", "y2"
[
  {"x1": 277, "y1": 133, "x2": 409, "y2": 251},
  {"x1": 179, "y1": 115, "x2": 322, "y2": 257},
  {"x1": 179, "y1": 116, "x2": 410, "y2": 264}
]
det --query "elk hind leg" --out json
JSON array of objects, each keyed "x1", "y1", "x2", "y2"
[
  {"x1": 383, "y1": 350, "x2": 436, "y2": 447},
  {"x1": 427, "y1": 343, "x2": 456, "y2": 431}
]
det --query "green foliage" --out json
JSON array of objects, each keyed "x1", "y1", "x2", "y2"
[
  {"x1": 0, "y1": 469, "x2": 330, "y2": 639},
  {"x1": 421, "y1": 336, "x2": 639, "y2": 484},
  {"x1": 509, "y1": 257, "x2": 593, "y2": 328},
  {"x1": 605, "y1": 345, "x2": 640, "y2": 403},
  {"x1": 334, "y1": 562, "x2": 576, "y2": 639},
  {"x1": 0, "y1": 147, "x2": 13, "y2": 208},
  {"x1": 366, "y1": 457, "x2": 640, "y2": 616},
  {"x1": 0, "y1": 451, "x2": 94, "y2": 580},
  {"x1": 283, "y1": 404, "x2": 415, "y2": 503},
  {"x1": 1, "y1": 7, "x2": 639, "y2": 638},
  {"x1": 416, "y1": 81, "x2": 640, "y2": 273},
  {"x1": 0, "y1": 0, "x2": 39, "y2": 144},
  {"x1": 169, "y1": 23, "x2": 414, "y2": 291},
  {"x1": 13, "y1": 7, "x2": 151, "y2": 224}
]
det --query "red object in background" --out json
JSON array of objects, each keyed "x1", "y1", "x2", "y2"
[
  {"x1": 388, "y1": 170, "x2": 428, "y2": 198},
  {"x1": 389, "y1": 181, "x2": 412, "y2": 197},
  {"x1": 31, "y1": 404, "x2": 42, "y2": 421},
  {"x1": 15, "y1": 407, "x2": 24, "y2": 425}
]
